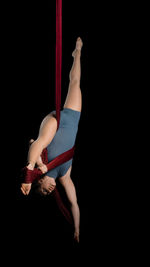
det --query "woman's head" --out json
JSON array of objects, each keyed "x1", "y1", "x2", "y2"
[{"x1": 33, "y1": 176, "x2": 56, "y2": 196}]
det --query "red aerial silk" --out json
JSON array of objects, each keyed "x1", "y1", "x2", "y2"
[
  {"x1": 23, "y1": 146, "x2": 75, "y2": 184},
  {"x1": 22, "y1": 0, "x2": 75, "y2": 226},
  {"x1": 21, "y1": 147, "x2": 74, "y2": 225},
  {"x1": 55, "y1": 0, "x2": 62, "y2": 128},
  {"x1": 49, "y1": 0, "x2": 74, "y2": 225},
  {"x1": 42, "y1": 148, "x2": 74, "y2": 226}
]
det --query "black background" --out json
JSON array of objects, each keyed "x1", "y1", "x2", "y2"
[{"x1": 2, "y1": 0, "x2": 136, "y2": 262}]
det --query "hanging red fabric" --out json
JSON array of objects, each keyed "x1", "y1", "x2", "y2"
[
  {"x1": 23, "y1": 0, "x2": 75, "y2": 184},
  {"x1": 55, "y1": 0, "x2": 62, "y2": 129},
  {"x1": 54, "y1": 0, "x2": 73, "y2": 225},
  {"x1": 21, "y1": 0, "x2": 74, "y2": 226}
]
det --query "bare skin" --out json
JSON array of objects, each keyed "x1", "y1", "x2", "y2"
[
  {"x1": 21, "y1": 37, "x2": 83, "y2": 242},
  {"x1": 59, "y1": 167, "x2": 80, "y2": 243}
]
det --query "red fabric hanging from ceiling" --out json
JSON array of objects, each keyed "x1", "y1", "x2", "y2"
[
  {"x1": 55, "y1": 0, "x2": 62, "y2": 129},
  {"x1": 22, "y1": 0, "x2": 75, "y2": 226}
]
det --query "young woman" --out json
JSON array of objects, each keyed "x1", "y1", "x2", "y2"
[{"x1": 21, "y1": 37, "x2": 83, "y2": 242}]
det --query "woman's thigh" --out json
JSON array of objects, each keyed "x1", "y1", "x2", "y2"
[
  {"x1": 58, "y1": 166, "x2": 72, "y2": 185},
  {"x1": 37, "y1": 114, "x2": 57, "y2": 147},
  {"x1": 64, "y1": 81, "x2": 82, "y2": 112}
]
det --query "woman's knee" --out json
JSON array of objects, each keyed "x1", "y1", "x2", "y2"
[
  {"x1": 69, "y1": 76, "x2": 80, "y2": 86},
  {"x1": 38, "y1": 116, "x2": 57, "y2": 148}
]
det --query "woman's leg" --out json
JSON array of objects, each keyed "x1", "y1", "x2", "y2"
[
  {"x1": 29, "y1": 139, "x2": 43, "y2": 167},
  {"x1": 63, "y1": 37, "x2": 83, "y2": 112},
  {"x1": 59, "y1": 167, "x2": 80, "y2": 242},
  {"x1": 27, "y1": 115, "x2": 57, "y2": 171},
  {"x1": 21, "y1": 117, "x2": 57, "y2": 196}
]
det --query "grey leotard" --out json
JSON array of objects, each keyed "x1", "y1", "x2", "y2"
[{"x1": 46, "y1": 108, "x2": 81, "y2": 179}]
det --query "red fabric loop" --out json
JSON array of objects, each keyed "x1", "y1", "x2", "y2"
[
  {"x1": 22, "y1": 167, "x2": 42, "y2": 184},
  {"x1": 41, "y1": 148, "x2": 48, "y2": 165},
  {"x1": 52, "y1": 188, "x2": 73, "y2": 225},
  {"x1": 46, "y1": 146, "x2": 75, "y2": 172},
  {"x1": 22, "y1": 146, "x2": 75, "y2": 184}
]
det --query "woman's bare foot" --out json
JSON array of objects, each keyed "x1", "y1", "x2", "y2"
[
  {"x1": 29, "y1": 139, "x2": 47, "y2": 173},
  {"x1": 72, "y1": 37, "x2": 83, "y2": 57}
]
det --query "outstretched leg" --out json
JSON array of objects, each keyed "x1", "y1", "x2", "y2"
[
  {"x1": 27, "y1": 37, "x2": 83, "y2": 172},
  {"x1": 64, "y1": 37, "x2": 83, "y2": 112}
]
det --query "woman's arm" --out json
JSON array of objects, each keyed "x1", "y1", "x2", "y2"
[{"x1": 59, "y1": 176, "x2": 80, "y2": 242}]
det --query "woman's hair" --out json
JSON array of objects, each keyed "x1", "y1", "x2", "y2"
[
  {"x1": 31, "y1": 179, "x2": 45, "y2": 196},
  {"x1": 29, "y1": 180, "x2": 73, "y2": 225}
]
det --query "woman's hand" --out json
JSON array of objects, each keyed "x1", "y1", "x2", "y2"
[
  {"x1": 21, "y1": 183, "x2": 32, "y2": 195},
  {"x1": 74, "y1": 230, "x2": 80, "y2": 243}
]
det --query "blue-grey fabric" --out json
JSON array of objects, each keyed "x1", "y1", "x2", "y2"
[{"x1": 46, "y1": 108, "x2": 81, "y2": 179}]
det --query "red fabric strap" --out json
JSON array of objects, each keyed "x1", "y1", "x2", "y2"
[
  {"x1": 41, "y1": 148, "x2": 48, "y2": 165},
  {"x1": 55, "y1": 0, "x2": 62, "y2": 129},
  {"x1": 54, "y1": 1, "x2": 73, "y2": 226},
  {"x1": 22, "y1": 167, "x2": 42, "y2": 184},
  {"x1": 40, "y1": 147, "x2": 74, "y2": 226},
  {"x1": 23, "y1": 146, "x2": 75, "y2": 184},
  {"x1": 21, "y1": 148, "x2": 74, "y2": 225},
  {"x1": 52, "y1": 188, "x2": 73, "y2": 225},
  {"x1": 46, "y1": 145, "x2": 75, "y2": 171},
  {"x1": 21, "y1": 0, "x2": 74, "y2": 226}
]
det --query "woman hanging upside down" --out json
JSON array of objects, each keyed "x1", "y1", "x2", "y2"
[{"x1": 21, "y1": 37, "x2": 83, "y2": 243}]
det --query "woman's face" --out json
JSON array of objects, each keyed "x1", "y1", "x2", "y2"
[{"x1": 38, "y1": 176, "x2": 56, "y2": 196}]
